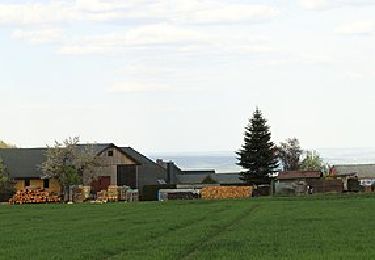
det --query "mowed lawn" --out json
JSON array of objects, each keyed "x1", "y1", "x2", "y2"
[{"x1": 1, "y1": 196, "x2": 375, "y2": 259}]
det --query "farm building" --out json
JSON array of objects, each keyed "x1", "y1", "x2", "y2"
[
  {"x1": 276, "y1": 171, "x2": 345, "y2": 194},
  {"x1": 277, "y1": 171, "x2": 322, "y2": 183},
  {"x1": 155, "y1": 159, "x2": 243, "y2": 185},
  {"x1": 0, "y1": 143, "x2": 169, "y2": 195},
  {"x1": 333, "y1": 164, "x2": 375, "y2": 186}
]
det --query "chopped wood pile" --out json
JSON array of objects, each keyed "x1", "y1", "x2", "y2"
[
  {"x1": 96, "y1": 185, "x2": 139, "y2": 203},
  {"x1": 97, "y1": 190, "x2": 108, "y2": 203},
  {"x1": 9, "y1": 189, "x2": 60, "y2": 205},
  {"x1": 201, "y1": 186, "x2": 253, "y2": 200},
  {"x1": 71, "y1": 186, "x2": 85, "y2": 203},
  {"x1": 108, "y1": 185, "x2": 119, "y2": 202},
  {"x1": 362, "y1": 185, "x2": 374, "y2": 193}
]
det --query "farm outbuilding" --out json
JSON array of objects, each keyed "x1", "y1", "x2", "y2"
[
  {"x1": 0, "y1": 148, "x2": 61, "y2": 193},
  {"x1": 275, "y1": 171, "x2": 322, "y2": 195},
  {"x1": 277, "y1": 171, "x2": 322, "y2": 183},
  {"x1": 333, "y1": 164, "x2": 375, "y2": 186},
  {"x1": 0, "y1": 143, "x2": 170, "y2": 198}
]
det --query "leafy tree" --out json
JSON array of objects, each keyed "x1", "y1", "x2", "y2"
[
  {"x1": 236, "y1": 108, "x2": 279, "y2": 184},
  {"x1": 41, "y1": 137, "x2": 106, "y2": 187},
  {"x1": 300, "y1": 151, "x2": 323, "y2": 171},
  {"x1": 0, "y1": 158, "x2": 15, "y2": 194},
  {"x1": 201, "y1": 175, "x2": 218, "y2": 184},
  {"x1": 277, "y1": 138, "x2": 303, "y2": 171}
]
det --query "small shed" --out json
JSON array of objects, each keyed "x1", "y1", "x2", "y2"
[{"x1": 277, "y1": 171, "x2": 322, "y2": 183}]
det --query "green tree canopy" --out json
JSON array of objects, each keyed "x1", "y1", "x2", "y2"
[
  {"x1": 236, "y1": 108, "x2": 278, "y2": 184},
  {"x1": 300, "y1": 151, "x2": 323, "y2": 171},
  {"x1": 277, "y1": 138, "x2": 303, "y2": 171}
]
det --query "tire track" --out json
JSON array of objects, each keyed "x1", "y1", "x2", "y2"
[
  {"x1": 105, "y1": 204, "x2": 230, "y2": 260},
  {"x1": 180, "y1": 204, "x2": 260, "y2": 260}
]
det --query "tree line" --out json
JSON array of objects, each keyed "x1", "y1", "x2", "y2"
[{"x1": 237, "y1": 108, "x2": 324, "y2": 184}]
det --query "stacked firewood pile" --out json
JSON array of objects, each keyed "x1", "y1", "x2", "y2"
[
  {"x1": 201, "y1": 186, "x2": 253, "y2": 200},
  {"x1": 107, "y1": 185, "x2": 119, "y2": 202},
  {"x1": 71, "y1": 186, "x2": 85, "y2": 203},
  {"x1": 96, "y1": 186, "x2": 139, "y2": 203},
  {"x1": 96, "y1": 190, "x2": 108, "y2": 203},
  {"x1": 9, "y1": 189, "x2": 60, "y2": 205}
]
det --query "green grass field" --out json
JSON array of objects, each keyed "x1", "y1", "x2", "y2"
[{"x1": 1, "y1": 196, "x2": 375, "y2": 259}]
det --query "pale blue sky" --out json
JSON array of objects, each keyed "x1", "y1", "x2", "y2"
[{"x1": 1, "y1": 0, "x2": 375, "y2": 152}]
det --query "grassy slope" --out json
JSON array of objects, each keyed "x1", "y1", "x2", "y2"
[{"x1": 0, "y1": 196, "x2": 375, "y2": 259}]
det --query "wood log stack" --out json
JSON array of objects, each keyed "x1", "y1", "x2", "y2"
[
  {"x1": 96, "y1": 190, "x2": 108, "y2": 203},
  {"x1": 9, "y1": 189, "x2": 60, "y2": 205},
  {"x1": 71, "y1": 186, "x2": 85, "y2": 203},
  {"x1": 363, "y1": 185, "x2": 374, "y2": 193},
  {"x1": 108, "y1": 185, "x2": 119, "y2": 202},
  {"x1": 96, "y1": 186, "x2": 139, "y2": 203},
  {"x1": 201, "y1": 186, "x2": 253, "y2": 200},
  {"x1": 126, "y1": 189, "x2": 139, "y2": 202},
  {"x1": 119, "y1": 186, "x2": 130, "y2": 201}
]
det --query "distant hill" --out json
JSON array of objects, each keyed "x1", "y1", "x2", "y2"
[{"x1": 150, "y1": 148, "x2": 375, "y2": 172}]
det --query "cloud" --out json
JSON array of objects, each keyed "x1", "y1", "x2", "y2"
[
  {"x1": 0, "y1": 1, "x2": 279, "y2": 26},
  {"x1": 261, "y1": 53, "x2": 334, "y2": 67},
  {"x1": 0, "y1": 2, "x2": 73, "y2": 25},
  {"x1": 57, "y1": 24, "x2": 204, "y2": 54},
  {"x1": 12, "y1": 28, "x2": 64, "y2": 44},
  {"x1": 0, "y1": 1, "x2": 278, "y2": 57},
  {"x1": 109, "y1": 81, "x2": 172, "y2": 93},
  {"x1": 335, "y1": 21, "x2": 375, "y2": 35},
  {"x1": 346, "y1": 72, "x2": 365, "y2": 80},
  {"x1": 56, "y1": 23, "x2": 274, "y2": 56},
  {"x1": 299, "y1": 0, "x2": 329, "y2": 10},
  {"x1": 170, "y1": 3, "x2": 279, "y2": 24},
  {"x1": 299, "y1": 0, "x2": 375, "y2": 10},
  {"x1": 0, "y1": 1, "x2": 139, "y2": 25}
]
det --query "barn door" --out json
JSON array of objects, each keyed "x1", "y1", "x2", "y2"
[
  {"x1": 91, "y1": 176, "x2": 111, "y2": 192},
  {"x1": 117, "y1": 165, "x2": 137, "y2": 189}
]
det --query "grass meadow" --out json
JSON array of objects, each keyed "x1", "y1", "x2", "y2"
[{"x1": 1, "y1": 196, "x2": 375, "y2": 259}]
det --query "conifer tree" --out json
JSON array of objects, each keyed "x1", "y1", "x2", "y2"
[{"x1": 236, "y1": 108, "x2": 278, "y2": 184}]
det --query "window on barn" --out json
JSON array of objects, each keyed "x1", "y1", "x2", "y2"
[
  {"x1": 43, "y1": 179, "x2": 50, "y2": 189},
  {"x1": 108, "y1": 150, "x2": 114, "y2": 157},
  {"x1": 25, "y1": 179, "x2": 30, "y2": 187}
]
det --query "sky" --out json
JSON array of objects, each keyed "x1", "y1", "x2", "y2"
[{"x1": 1, "y1": 0, "x2": 375, "y2": 153}]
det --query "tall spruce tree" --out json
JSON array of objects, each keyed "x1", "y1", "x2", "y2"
[{"x1": 236, "y1": 108, "x2": 278, "y2": 184}]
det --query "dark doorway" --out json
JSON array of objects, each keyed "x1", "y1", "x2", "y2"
[{"x1": 117, "y1": 165, "x2": 137, "y2": 189}]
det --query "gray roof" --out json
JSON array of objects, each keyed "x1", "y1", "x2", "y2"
[
  {"x1": 0, "y1": 144, "x2": 160, "y2": 179},
  {"x1": 335, "y1": 164, "x2": 375, "y2": 178},
  {"x1": 177, "y1": 173, "x2": 243, "y2": 185},
  {"x1": 121, "y1": 147, "x2": 162, "y2": 166},
  {"x1": 0, "y1": 148, "x2": 46, "y2": 178},
  {"x1": 180, "y1": 170, "x2": 215, "y2": 175}
]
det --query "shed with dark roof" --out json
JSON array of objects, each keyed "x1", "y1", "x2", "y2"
[
  {"x1": 277, "y1": 171, "x2": 322, "y2": 181},
  {"x1": 334, "y1": 164, "x2": 375, "y2": 179}
]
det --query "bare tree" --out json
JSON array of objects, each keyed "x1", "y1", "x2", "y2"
[{"x1": 41, "y1": 137, "x2": 106, "y2": 187}]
